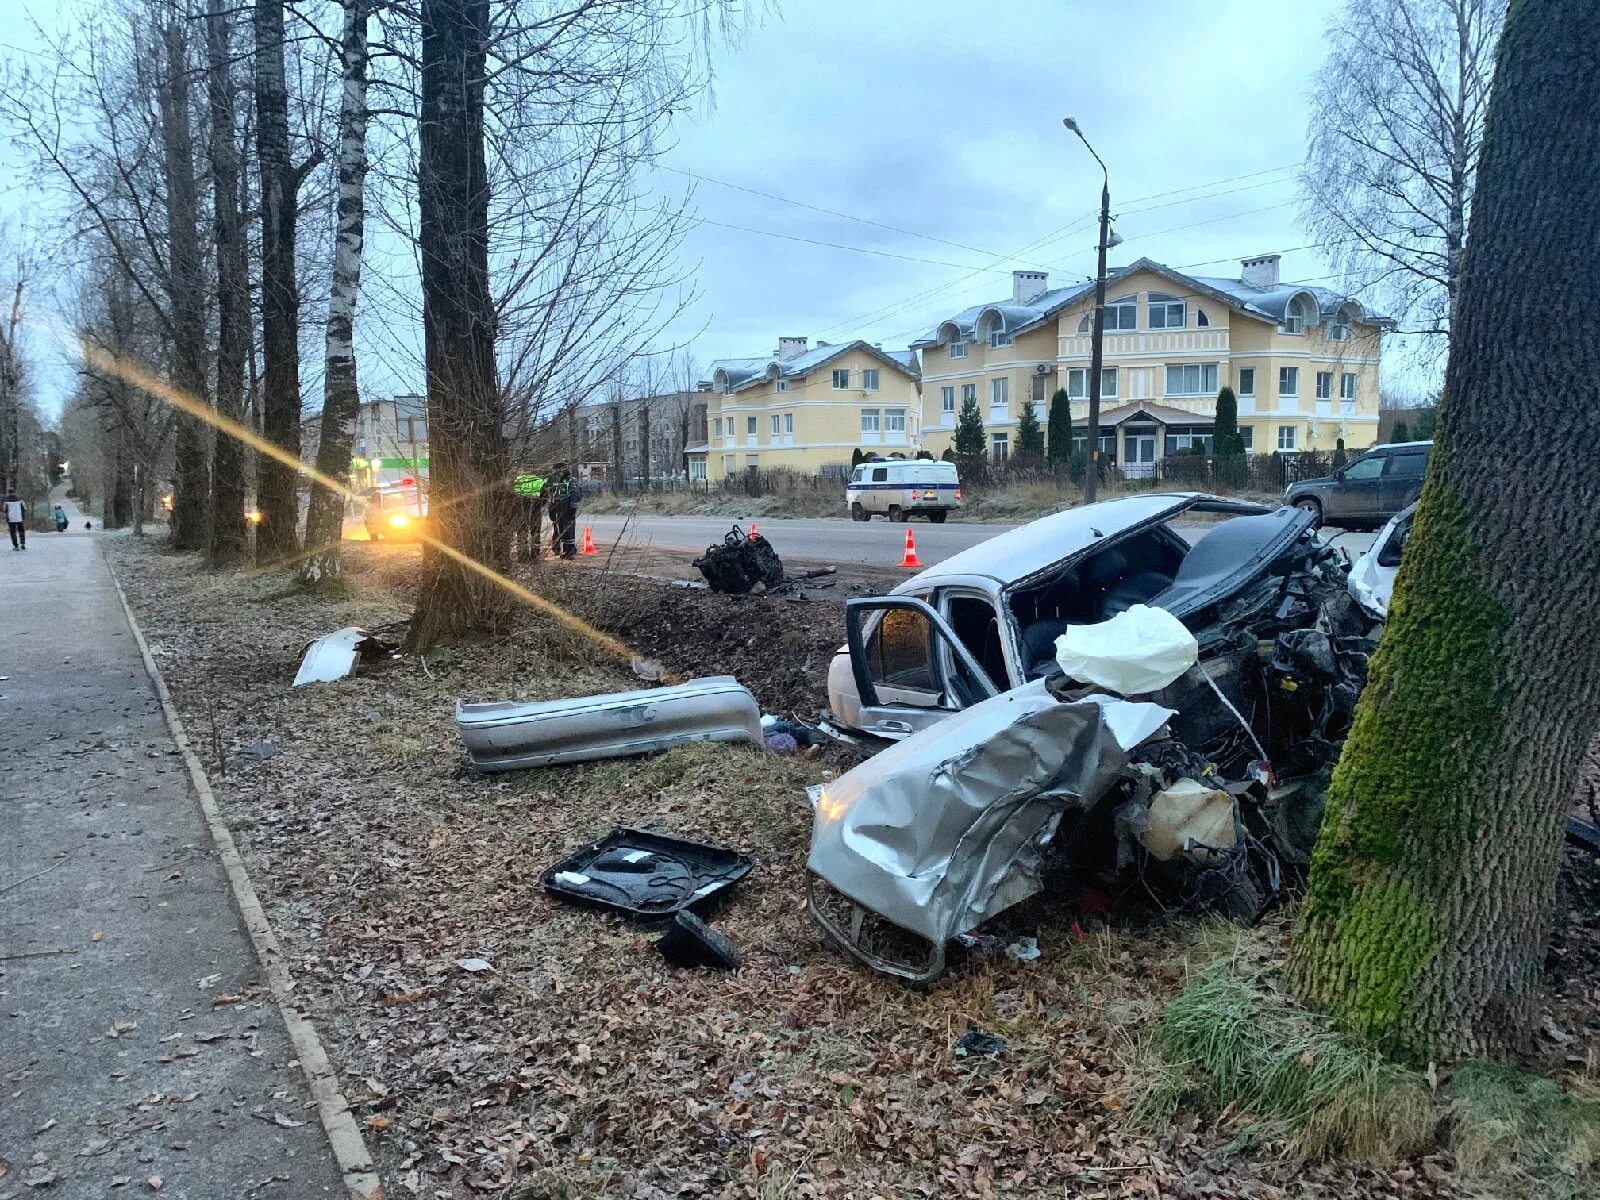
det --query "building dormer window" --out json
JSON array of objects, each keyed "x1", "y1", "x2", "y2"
[
  {"x1": 989, "y1": 328, "x2": 1013, "y2": 348},
  {"x1": 948, "y1": 339, "x2": 968, "y2": 359},
  {"x1": 775, "y1": 379, "x2": 788, "y2": 392},
  {"x1": 832, "y1": 369, "x2": 849, "y2": 390},
  {"x1": 1280, "y1": 294, "x2": 1315, "y2": 334},
  {"x1": 1328, "y1": 304, "x2": 1354, "y2": 341},
  {"x1": 1148, "y1": 292, "x2": 1186, "y2": 329},
  {"x1": 1078, "y1": 294, "x2": 1138, "y2": 333}
]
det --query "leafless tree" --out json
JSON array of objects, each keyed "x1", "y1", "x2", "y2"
[
  {"x1": 254, "y1": 0, "x2": 325, "y2": 561},
  {"x1": 302, "y1": 0, "x2": 372, "y2": 586},
  {"x1": 1302, "y1": 0, "x2": 1503, "y2": 356},
  {"x1": 206, "y1": 0, "x2": 252, "y2": 563},
  {"x1": 0, "y1": 262, "x2": 27, "y2": 497}
]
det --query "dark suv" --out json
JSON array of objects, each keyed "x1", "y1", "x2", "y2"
[{"x1": 1284, "y1": 441, "x2": 1431, "y2": 529}]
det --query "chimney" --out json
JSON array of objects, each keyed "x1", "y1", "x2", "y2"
[
  {"x1": 1240, "y1": 254, "x2": 1281, "y2": 289},
  {"x1": 1012, "y1": 270, "x2": 1049, "y2": 306},
  {"x1": 776, "y1": 336, "x2": 808, "y2": 361}
]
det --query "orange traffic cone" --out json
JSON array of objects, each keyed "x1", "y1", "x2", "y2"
[
  {"x1": 749, "y1": 521, "x2": 759, "y2": 538},
  {"x1": 900, "y1": 527, "x2": 922, "y2": 569},
  {"x1": 581, "y1": 525, "x2": 597, "y2": 556}
]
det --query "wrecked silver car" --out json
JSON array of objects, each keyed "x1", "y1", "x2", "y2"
[{"x1": 812, "y1": 493, "x2": 1377, "y2": 980}]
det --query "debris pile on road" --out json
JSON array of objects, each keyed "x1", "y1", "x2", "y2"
[{"x1": 693, "y1": 525, "x2": 785, "y2": 594}]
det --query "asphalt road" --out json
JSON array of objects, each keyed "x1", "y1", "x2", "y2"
[{"x1": 580, "y1": 512, "x2": 1377, "y2": 569}]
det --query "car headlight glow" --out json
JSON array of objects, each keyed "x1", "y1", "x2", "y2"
[{"x1": 388, "y1": 512, "x2": 411, "y2": 528}]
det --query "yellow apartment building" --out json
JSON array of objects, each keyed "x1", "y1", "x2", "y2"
[
  {"x1": 695, "y1": 338, "x2": 922, "y2": 481},
  {"x1": 916, "y1": 256, "x2": 1387, "y2": 473}
]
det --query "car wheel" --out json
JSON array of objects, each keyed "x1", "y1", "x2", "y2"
[
  {"x1": 851, "y1": 502, "x2": 868, "y2": 522},
  {"x1": 1293, "y1": 497, "x2": 1322, "y2": 526},
  {"x1": 928, "y1": 509, "x2": 948, "y2": 524},
  {"x1": 888, "y1": 505, "x2": 904, "y2": 523}
]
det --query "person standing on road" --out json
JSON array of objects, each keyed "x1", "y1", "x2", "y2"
[
  {"x1": 53, "y1": 504, "x2": 67, "y2": 532},
  {"x1": 511, "y1": 466, "x2": 545, "y2": 562},
  {"x1": 6, "y1": 493, "x2": 25, "y2": 551},
  {"x1": 547, "y1": 463, "x2": 579, "y2": 559}
]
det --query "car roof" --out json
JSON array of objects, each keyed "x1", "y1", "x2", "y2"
[
  {"x1": 1372, "y1": 440, "x2": 1433, "y2": 451},
  {"x1": 892, "y1": 492, "x2": 1245, "y2": 590}
]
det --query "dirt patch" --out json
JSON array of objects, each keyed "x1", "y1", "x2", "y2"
[{"x1": 101, "y1": 535, "x2": 1598, "y2": 1200}]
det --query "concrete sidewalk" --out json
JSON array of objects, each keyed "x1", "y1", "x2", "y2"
[{"x1": 0, "y1": 517, "x2": 350, "y2": 1196}]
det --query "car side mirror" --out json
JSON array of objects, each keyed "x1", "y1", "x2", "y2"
[{"x1": 1333, "y1": 467, "x2": 1346, "y2": 480}]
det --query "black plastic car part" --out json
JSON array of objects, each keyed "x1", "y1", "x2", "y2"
[{"x1": 540, "y1": 827, "x2": 753, "y2": 921}]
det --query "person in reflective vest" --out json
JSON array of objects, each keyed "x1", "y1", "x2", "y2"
[{"x1": 512, "y1": 468, "x2": 545, "y2": 562}]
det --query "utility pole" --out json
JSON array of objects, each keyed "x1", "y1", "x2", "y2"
[{"x1": 1065, "y1": 117, "x2": 1110, "y2": 504}]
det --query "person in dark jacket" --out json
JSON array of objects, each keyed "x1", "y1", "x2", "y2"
[
  {"x1": 547, "y1": 464, "x2": 580, "y2": 559},
  {"x1": 5, "y1": 494, "x2": 25, "y2": 550}
]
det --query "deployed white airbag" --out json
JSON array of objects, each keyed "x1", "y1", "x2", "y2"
[{"x1": 1054, "y1": 604, "x2": 1199, "y2": 694}]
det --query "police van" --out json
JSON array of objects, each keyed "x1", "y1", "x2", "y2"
[{"x1": 846, "y1": 458, "x2": 962, "y2": 523}]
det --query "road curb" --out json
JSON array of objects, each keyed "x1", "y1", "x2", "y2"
[{"x1": 101, "y1": 545, "x2": 385, "y2": 1200}]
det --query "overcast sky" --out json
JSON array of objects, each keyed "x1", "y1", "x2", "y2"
[{"x1": 2, "y1": 0, "x2": 1392, "y2": 421}]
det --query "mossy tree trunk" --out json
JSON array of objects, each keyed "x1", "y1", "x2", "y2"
[{"x1": 1288, "y1": 0, "x2": 1600, "y2": 1061}]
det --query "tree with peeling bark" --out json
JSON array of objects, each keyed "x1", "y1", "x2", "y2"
[
  {"x1": 253, "y1": 0, "x2": 316, "y2": 562},
  {"x1": 206, "y1": 0, "x2": 250, "y2": 565},
  {"x1": 1288, "y1": 0, "x2": 1600, "y2": 1061},
  {"x1": 302, "y1": 0, "x2": 372, "y2": 587},
  {"x1": 1302, "y1": 0, "x2": 1501, "y2": 354}
]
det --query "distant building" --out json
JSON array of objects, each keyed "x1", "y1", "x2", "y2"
[
  {"x1": 914, "y1": 258, "x2": 1389, "y2": 472},
  {"x1": 573, "y1": 390, "x2": 706, "y2": 482},
  {"x1": 699, "y1": 338, "x2": 922, "y2": 481},
  {"x1": 349, "y1": 393, "x2": 428, "y2": 490}
]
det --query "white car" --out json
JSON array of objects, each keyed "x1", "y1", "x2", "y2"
[
  {"x1": 1347, "y1": 501, "x2": 1414, "y2": 619},
  {"x1": 846, "y1": 458, "x2": 961, "y2": 523}
]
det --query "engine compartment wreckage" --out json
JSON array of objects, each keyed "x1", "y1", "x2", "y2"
[{"x1": 811, "y1": 493, "x2": 1377, "y2": 981}]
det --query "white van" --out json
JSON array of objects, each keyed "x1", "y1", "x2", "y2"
[{"x1": 846, "y1": 459, "x2": 962, "y2": 523}]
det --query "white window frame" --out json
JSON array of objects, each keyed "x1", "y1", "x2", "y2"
[
  {"x1": 775, "y1": 379, "x2": 788, "y2": 392},
  {"x1": 947, "y1": 339, "x2": 968, "y2": 359},
  {"x1": 1030, "y1": 373, "x2": 1048, "y2": 403},
  {"x1": 1280, "y1": 296, "x2": 1312, "y2": 335},
  {"x1": 1315, "y1": 371, "x2": 1332, "y2": 400},
  {"x1": 961, "y1": 382, "x2": 977, "y2": 406},
  {"x1": 1077, "y1": 294, "x2": 1137, "y2": 333},
  {"x1": 712, "y1": 417, "x2": 723, "y2": 438},
  {"x1": 783, "y1": 412, "x2": 794, "y2": 435},
  {"x1": 1164, "y1": 362, "x2": 1218, "y2": 396},
  {"x1": 770, "y1": 414, "x2": 781, "y2": 436},
  {"x1": 860, "y1": 408, "x2": 880, "y2": 434},
  {"x1": 1066, "y1": 367, "x2": 1118, "y2": 399},
  {"x1": 745, "y1": 416, "x2": 758, "y2": 437},
  {"x1": 884, "y1": 408, "x2": 906, "y2": 434},
  {"x1": 940, "y1": 385, "x2": 955, "y2": 414},
  {"x1": 990, "y1": 377, "x2": 1009, "y2": 407},
  {"x1": 689, "y1": 458, "x2": 707, "y2": 481},
  {"x1": 1237, "y1": 367, "x2": 1255, "y2": 397},
  {"x1": 862, "y1": 368, "x2": 881, "y2": 391},
  {"x1": 832, "y1": 369, "x2": 849, "y2": 390},
  {"x1": 1147, "y1": 293, "x2": 1186, "y2": 330},
  {"x1": 1277, "y1": 425, "x2": 1297, "y2": 451},
  {"x1": 1239, "y1": 425, "x2": 1255, "y2": 453},
  {"x1": 990, "y1": 432, "x2": 1009, "y2": 462},
  {"x1": 1279, "y1": 366, "x2": 1299, "y2": 398},
  {"x1": 1340, "y1": 373, "x2": 1357, "y2": 401},
  {"x1": 989, "y1": 328, "x2": 1014, "y2": 348}
]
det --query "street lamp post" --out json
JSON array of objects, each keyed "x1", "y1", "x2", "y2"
[{"x1": 1064, "y1": 117, "x2": 1111, "y2": 504}]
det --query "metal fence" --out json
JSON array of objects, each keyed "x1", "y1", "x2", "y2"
[{"x1": 584, "y1": 452, "x2": 1336, "y2": 504}]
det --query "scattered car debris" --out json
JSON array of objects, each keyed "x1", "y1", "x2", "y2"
[
  {"x1": 761, "y1": 715, "x2": 824, "y2": 755},
  {"x1": 630, "y1": 656, "x2": 669, "y2": 682},
  {"x1": 291, "y1": 625, "x2": 401, "y2": 686},
  {"x1": 455, "y1": 957, "x2": 493, "y2": 973},
  {"x1": 955, "y1": 1028, "x2": 1006, "y2": 1057},
  {"x1": 455, "y1": 675, "x2": 761, "y2": 770},
  {"x1": 1005, "y1": 936, "x2": 1040, "y2": 962},
  {"x1": 693, "y1": 526, "x2": 786, "y2": 594},
  {"x1": 656, "y1": 911, "x2": 741, "y2": 971},
  {"x1": 808, "y1": 682, "x2": 1178, "y2": 981},
  {"x1": 541, "y1": 827, "x2": 753, "y2": 920}
]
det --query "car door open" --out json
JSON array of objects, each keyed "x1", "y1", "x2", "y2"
[{"x1": 844, "y1": 596, "x2": 1000, "y2": 739}]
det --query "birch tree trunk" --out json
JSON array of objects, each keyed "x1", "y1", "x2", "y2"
[
  {"x1": 408, "y1": 0, "x2": 512, "y2": 647},
  {"x1": 158, "y1": 13, "x2": 211, "y2": 551},
  {"x1": 206, "y1": 0, "x2": 249, "y2": 564},
  {"x1": 1288, "y1": 0, "x2": 1600, "y2": 1061},
  {"x1": 302, "y1": 0, "x2": 370, "y2": 587},
  {"x1": 254, "y1": 0, "x2": 305, "y2": 562}
]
